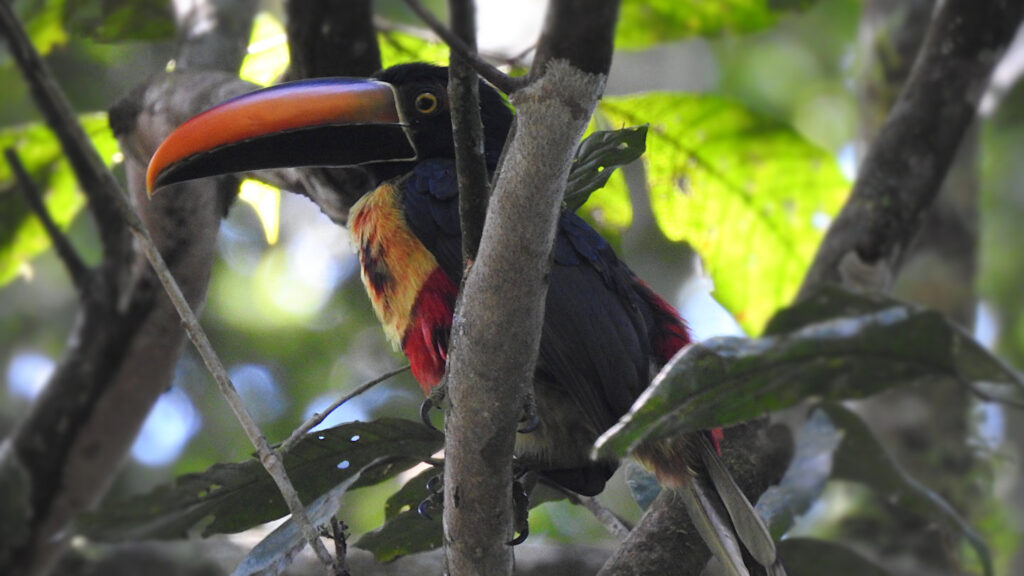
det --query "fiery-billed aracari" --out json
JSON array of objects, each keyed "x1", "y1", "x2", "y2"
[{"x1": 147, "y1": 63, "x2": 782, "y2": 576}]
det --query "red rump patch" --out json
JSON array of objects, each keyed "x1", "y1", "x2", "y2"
[
  {"x1": 636, "y1": 279, "x2": 725, "y2": 454},
  {"x1": 633, "y1": 279, "x2": 691, "y2": 363},
  {"x1": 402, "y1": 268, "x2": 457, "y2": 394}
]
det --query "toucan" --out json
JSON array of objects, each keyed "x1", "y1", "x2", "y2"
[{"x1": 147, "y1": 63, "x2": 783, "y2": 576}]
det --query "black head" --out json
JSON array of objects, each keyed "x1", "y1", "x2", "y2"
[{"x1": 373, "y1": 63, "x2": 513, "y2": 169}]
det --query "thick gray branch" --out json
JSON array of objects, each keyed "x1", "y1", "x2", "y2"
[
  {"x1": 442, "y1": 61, "x2": 608, "y2": 576},
  {"x1": 798, "y1": 0, "x2": 1023, "y2": 298},
  {"x1": 0, "y1": 2, "x2": 255, "y2": 575}
]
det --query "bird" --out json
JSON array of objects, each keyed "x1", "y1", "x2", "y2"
[{"x1": 147, "y1": 62, "x2": 782, "y2": 576}]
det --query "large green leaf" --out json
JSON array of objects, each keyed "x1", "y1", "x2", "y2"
[
  {"x1": 78, "y1": 419, "x2": 443, "y2": 541},
  {"x1": 231, "y1": 461, "x2": 385, "y2": 576},
  {"x1": 0, "y1": 114, "x2": 117, "y2": 287},
  {"x1": 593, "y1": 287, "x2": 1024, "y2": 458},
  {"x1": 598, "y1": 94, "x2": 847, "y2": 333},
  {"x1": 616, "y1": 0, "x2": 818, "y2": 50}
]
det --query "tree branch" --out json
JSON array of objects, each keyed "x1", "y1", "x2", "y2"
[
  {"x1": 446, "y1": 0, "x2": 490, "y2": 263},
  {"x1": 798, "y1": 0, "x2": 1023, "y2": 299},
  {"x1": 402, "y1": 0, "x2": 526, "y2": 93},
  {"x1": 0, "y1": 1, "x2": 129, "y2": 269},
  {"x1": 3, "y1": 148, "x2": 89, "y2": 292},
  {"x1": 279, "y1": 365, "x2": 409, "y2": 453},
  {"x1": 441, "y1": 1, "x2": 618, "y2": 569}
]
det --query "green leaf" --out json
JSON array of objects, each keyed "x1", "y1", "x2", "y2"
[
  {"x1": 358, "y1": 466, "x2": 567, "y2": 562},
  {"x1": 356, "y1": 508, "x2": 442, "y2": 563},
  {"x1": 598, "y1": 94, "x2": 848, "y2": 333},
  {"x1": 239, "y1": 11, "x2": 289, "y2": 87},
  {"x1": 754, "y1": 407, "x2": 841, "y2": 538},
  {"x1": 565, "y1": 125, "x2": 647, "y2": 213},
  {"x1": 384, "y1": 467, "x2": 438, "y2": 520},
  {"x1": 231, "y1": 461, "x2": 385, "y2": 576},
  {"x1": 78, "y1": 419, "x2": 443, "y2": 541},
  {"x1": 822, "y1": 403, "x2": 993, "y2": 576},
  {"x1": 379, "y1": 30, "x2": 449, "y2": 69},
  {"x1": 616, "y1": 0, "x2": 819, "y2": 50},
  {"x1": 776, "y1": 537, "x2": 894, "y2": 576},
  {"x1": 14, "y1": 0, "x2": 68, "y2": 55},
  {"x1": 0, "y1": 114, "x2": 117, "y2": 287},
  {"x1": 64, "y1": 0, "x2": 174, "y2": 43},
  {"x1": 593, "y1": 287, "x2": 1024, "y2": 459}
]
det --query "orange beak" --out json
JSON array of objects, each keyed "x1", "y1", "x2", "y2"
[{"x1": 147, "y1": 78, "x2": 416, "y2": 194}]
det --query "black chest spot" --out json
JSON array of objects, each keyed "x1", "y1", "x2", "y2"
[{"x1": 361, "y1": 241, "x2": 393, "y2": 295}]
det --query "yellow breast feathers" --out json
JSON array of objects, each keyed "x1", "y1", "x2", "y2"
[{"x1": 348, "y1": 182, "x2": 441, "y2": 347}]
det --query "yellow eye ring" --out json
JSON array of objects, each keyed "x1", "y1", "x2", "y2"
[{"x1": 414, "y1": 92, "x2": 439, "y2": 115}]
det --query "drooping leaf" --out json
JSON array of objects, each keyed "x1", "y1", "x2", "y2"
[
  {"x1": 378, "y1": 30, "x2": 449, "y2": 69},
  {"x1": 78, "y1": 419, "x2": 443, "y2": 541},
  {"x1": 0, "y1": 114, "x2": 118, "y2": 287},
  {"x1": 822, "y1": 403, "x2": 993, "y2": 576},
  {"x1": 358, "y1": 466, "x2": 567, "y2": 562},
  {"x1": 231, "y1": 460, "x2": 386, "y2": 576},
  {"x1": 356, "y1": 508, "x2": 443, "y2": 563},
  {"x1": 593, "y1": 288, "x2": 1024, "y2": 459},
  {"x1": 598, "y1": 94, "x2": 848, "y2": 333},
  {"x1": 564, "y1": 125, "x2": 647, "y2": 213},
  {"x1": 776, "y1": 537, "x2": 893, "y2": 576},
  {"x1": 616, "y1": 0, "x2": 819, "y2": 50},
  {"x1": 754, "y1": 407, "x2": 842, "y2": 537},
  {"x1": 384, "y1": 467, "x2": 439, "y2": 520},
  {"x1": 64, "y1": 0, "x2": 174, "y2": 43}
]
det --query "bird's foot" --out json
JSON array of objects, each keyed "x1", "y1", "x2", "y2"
[
  {"x1": 508, "y1": 476, "x2": 531, "y2": 545},
  {"x1": 420, "y1": 382, "x2": 447, "y2": 430},
  {"x1": 417, "y1": 473, "x2": 444, "y2": 520},
  {"x1": 517, "y1": 391, "x2": 539, "y2": 434}
]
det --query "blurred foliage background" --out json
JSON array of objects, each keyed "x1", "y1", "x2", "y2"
[{"x1": 1, "y1": 0, "x2": 1022, "y2": 572}]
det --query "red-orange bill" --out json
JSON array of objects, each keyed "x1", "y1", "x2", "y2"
[{"x1": 147, "y1": 78, "x2": 415, "y2": 193}]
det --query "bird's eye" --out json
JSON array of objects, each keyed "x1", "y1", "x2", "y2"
[{"x1": 414, "y1": 91, "x2": 439, "y2": 115}]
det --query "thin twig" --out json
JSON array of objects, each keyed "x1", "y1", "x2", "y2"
[
  {"x1": 540, "y1": 477, "x2": 633, "y2": 539},
  {"x1": 279, "y1": 365, "x2": 410, "y2": 453},
  {"x1": 4, "y1": 147, "x2": 90, "y2": 291},
  {"x1": 0, "y1": 4, "x2": 337, "y2": 573},
  {"x1": 401, "y1": 0, "x2": 527, "y2": 94},
  {"x1": 120, "y1": 205, "x2": 338, "y2": 573},
  {"x1": 447, "y1": 0, "x2": 491, "y2": 264},
  {"x1": 578, "y1": 495, "x2": 632, "y2": 540}
]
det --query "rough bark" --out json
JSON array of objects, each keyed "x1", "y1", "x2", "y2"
[
  {"x1": 849, "y1": 2, "x2": 985, "y2": 574},
  {"x1": 0, "y1": 2, "x2": 253, "y2": 575},
  {"x1": 441, "y1": 3, "x2": 620, "y2": 570},
  {"x1": 798, "y1": 0, "x2": 1023, "y2": 300},
  {"x1": 443, "y1": 58, "x2": 610, "y2": 576}
]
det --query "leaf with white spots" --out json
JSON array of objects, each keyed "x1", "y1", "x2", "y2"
[{"x1": 78, "y1": 419, "x2": 443, "y2": 540}]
